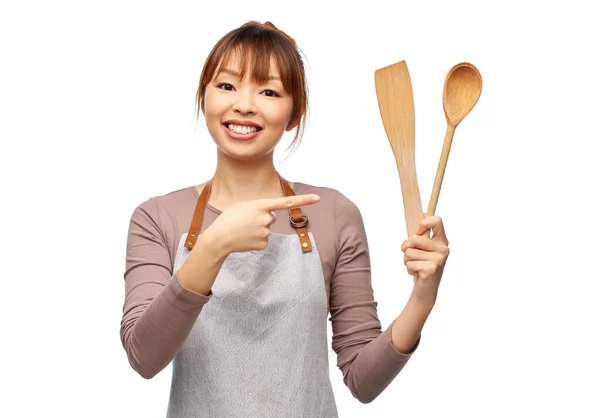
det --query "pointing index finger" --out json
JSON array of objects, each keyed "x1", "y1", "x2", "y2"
[{"x1": 261, "y1": 194, "x2": 320, "y2": 211}]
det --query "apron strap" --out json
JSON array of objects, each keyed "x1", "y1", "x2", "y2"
[
  {"x1": 184, "y1": 174, "x2": 312, "y2": 253},
  {"x1": 280, "y1": 176, "x2": 312, "y2": 253},
  {"x1": 184, "y1": 180, "x2": 212, "y2": 249}
]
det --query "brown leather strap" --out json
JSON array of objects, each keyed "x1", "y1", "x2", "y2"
[
  {"x1": 184, "y1": 181, "x2": 211, "y2": 249},
  {"x1": 280, "y1": 177, "x2": 312, "y2": 253},
  {"x1": 184, "y1": 174, "x2": 312, "y2": 253}
]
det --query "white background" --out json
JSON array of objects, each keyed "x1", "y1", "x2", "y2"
[{"x1": 1, "y1": 0, "x2": 599, "y2": 417}]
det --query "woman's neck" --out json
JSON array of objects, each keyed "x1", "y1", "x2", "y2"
[{"x1": 208, "y1": 151, "x2": 286, "y2": 209}]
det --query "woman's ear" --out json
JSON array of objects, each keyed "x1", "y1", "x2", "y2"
[
  {"x1": 286, "y1": 114, "x2": 300, "y2": 131},
  {"x1": 200, "y1": 87, "x2": 207, "y2": 116},
  {"x1": 200, "y1": 97, "x2": 207, "y2": 116}
]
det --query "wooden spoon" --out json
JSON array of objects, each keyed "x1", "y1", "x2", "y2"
[
  {"x1": 426, "y1": 62, "x2": 482, "y2": 217},
  {"x1": 375, "y1": 60, "x2": 424, "y2": 237}
]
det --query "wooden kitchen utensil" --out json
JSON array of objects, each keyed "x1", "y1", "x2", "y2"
[
  {"x1": 375, "y1": 60, "x2": 424, "y2": 237},
  {"x1": 426, "y1": 62, "x2": 482, "y2": 217}
]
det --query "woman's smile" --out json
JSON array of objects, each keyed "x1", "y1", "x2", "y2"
[{"x1": 222, "y1": 119, "x2": 263, "y2": 141}]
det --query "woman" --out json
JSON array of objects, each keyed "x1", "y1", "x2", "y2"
[{"x1": 121, "y1": 20, "x2": 450, "y2": 417}]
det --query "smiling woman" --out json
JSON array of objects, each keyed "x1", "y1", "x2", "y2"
[
  {"x1": 202, "y1": 53, "x2": 295, "y2": 160},
  {"x1": 120, "y1": 20, "x2": 450, "y2": 418},
  {"x1": 196, "y1": 21, "x2": 307, "y2": 150}
]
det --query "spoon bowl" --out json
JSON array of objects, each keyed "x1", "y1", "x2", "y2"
[{"x1": 443, "y1": 63, "x2": 483, "y2": 127}]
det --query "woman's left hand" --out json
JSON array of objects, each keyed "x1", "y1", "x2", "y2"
[{"x1": 401, "y1": 216, "x2": 450, "y2": 305}]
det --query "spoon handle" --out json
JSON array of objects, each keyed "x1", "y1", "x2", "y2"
[
  {"x1": 419, "y1": 123, "x2": 456, "y2": 239},
  {"x1": 427, "y1": 123, "x2": 455, "y2": 216}
]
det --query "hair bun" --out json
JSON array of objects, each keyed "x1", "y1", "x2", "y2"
[{"x1": 240, "y1": 20, "x2": 296, "y2": 45}]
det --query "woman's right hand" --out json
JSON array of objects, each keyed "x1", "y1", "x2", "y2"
[{"x1": 206, "y1": 194, "x2": 320, "y2": 255}]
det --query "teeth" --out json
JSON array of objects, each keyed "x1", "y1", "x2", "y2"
[{"x1": 227, "y1": 124, "x2": 258, "y2": 134}]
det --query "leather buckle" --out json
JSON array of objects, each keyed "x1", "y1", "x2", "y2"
[{"x1": 289, "y1": 215, "x2": 308, "y2": 228}]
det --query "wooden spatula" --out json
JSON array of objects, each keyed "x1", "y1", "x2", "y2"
[{"x1": 375, "y1": 60, "x2": 424, "y2": 237}]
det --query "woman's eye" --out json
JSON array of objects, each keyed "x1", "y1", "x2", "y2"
[
  {"x1": 217, "y1": 83, "x2": 234, "y2": 91},
  {"x1": 262, "y1": 89, "x2": 280, "y2": 97}
]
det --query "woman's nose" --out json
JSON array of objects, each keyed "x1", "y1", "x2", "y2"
[{"x1": 232, "y1": 91, "x2": 257, "y2": 115}]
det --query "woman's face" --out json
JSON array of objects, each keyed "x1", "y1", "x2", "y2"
[{"x1": 203, "y1": 54, "x2": 295, "y2": 161}]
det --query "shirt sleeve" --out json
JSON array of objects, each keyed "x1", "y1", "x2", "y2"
[
  {"x1": 120, "y1": 198, "x2": 212, "y2": 379},
  {"x1": 329, "y1": 192, "x2": 420, "y2": 404}
]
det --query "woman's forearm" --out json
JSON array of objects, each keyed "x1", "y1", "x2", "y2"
[
  {"x1": 177, "y1": 228, "x2": 229, "y2": 296},
  {"x1": 391, "y1": 290, "x2": 436, "y2": 354}
]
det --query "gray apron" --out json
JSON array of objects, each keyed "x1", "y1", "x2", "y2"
[{"x1": 166, "y1": 176, "x2": 339, "y2": 418}]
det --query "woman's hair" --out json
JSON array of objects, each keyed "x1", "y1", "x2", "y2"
[{"x1": 195, "y1": 21, "x2": 309, "y2": 149}]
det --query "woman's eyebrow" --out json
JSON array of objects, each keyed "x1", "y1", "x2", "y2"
[{"x1": 220, "y1": 68, "x2": 280, "y2": 80}]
